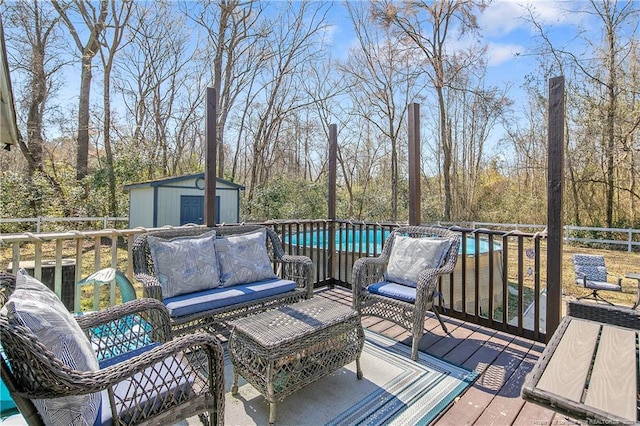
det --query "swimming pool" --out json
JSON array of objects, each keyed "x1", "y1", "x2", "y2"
[{"x1": 286, "y1": 229, "x2": 501, "y2": 256}]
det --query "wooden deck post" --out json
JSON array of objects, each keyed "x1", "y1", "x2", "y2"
[
  {"x1": 205, "y1": 87, "x2": 217, "y2": 226},
  {"x1": 328, "y1": 124, "x2": 337, "y2": 287},
  {"x1": 546, "y1": 76, "x2": 565, "y2": 338},
  {"x1": 408, "y1": 103, "x2": 421, "y2": 226}
]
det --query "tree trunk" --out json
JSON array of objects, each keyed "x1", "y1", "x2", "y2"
[
  {"x1": 76, "y1": 54, "x2": 92, "y2": 181},
  {"x1": 52, "y1": 0, "x2": 108, "y2": 182},
  {"x1": 437, "y1": 86, "x2": 452, "y2": 221}
]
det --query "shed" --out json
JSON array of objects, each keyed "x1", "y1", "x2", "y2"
[{"x1": 124, "y1": 173, "x2": 244, "y2": 228}]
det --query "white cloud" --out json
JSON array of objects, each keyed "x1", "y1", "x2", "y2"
[
  {"x1": 321, "y1": 23, "x2": 338, "y2": 45},
  {"x1": 526, "y1": 1, "x2": 585, "y2": 26},
  {"x1": 479, "y1": 0, "x2": 529, "y2": 37},
  {"x1": 480, "y1": 0, "x2": 584, "y2": 38},
  {"x1": 486, "y1": 42, "x2": 526, "y2": 67}
]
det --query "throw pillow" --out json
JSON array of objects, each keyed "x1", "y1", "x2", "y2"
[
  {"x1": 147, "y1": 230, "x2": 221, "y2": 298},
  {"x1": 3, "y1": 269, "x2": 100, "y2": 425},
  {"x1": 214, "y1": 228, "x2": 278, "y2": 287},
  {"x1": 384, "y1": 235, "x2": 452, "y2": 287}
]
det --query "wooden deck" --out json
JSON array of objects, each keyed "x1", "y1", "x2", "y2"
[{"x1": 315, "y1": 286, "x2": 567, "y2": 426}]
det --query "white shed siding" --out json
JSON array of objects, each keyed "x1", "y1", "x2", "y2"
[
  {"x1": 217, "y1": 187, "x2": 239, "y2": 223},
  {"x1": 156, "y1": 178, "x2": 202, "y2": 226},
  {"x1": 125, "y1": 174, "x2": 243, "y2": 228},
  {"x1": 128, "y1": 187, "x2": 155, "y2": 228}
]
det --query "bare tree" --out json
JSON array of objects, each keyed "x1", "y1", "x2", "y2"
[
  {"x1": 341, "y1": 1, "x2": 423, "y2": 221},
  {"x1": 185, "y1": 0, "x2": 266, "y2": 181},
  {"x1": 525, "y1": 0, "x2": 640, "y2": 227},
  {"x1": 242, "y1": 1, "x2": 331, "y2": 206},
  {"x1": 3, "y1": 0, "x2": 68, "y2": 210},
  {"x1": 373, "y1": 0, "x2": 488, "y2": 221},
  {"x1": 115, "y1": 1, "x2": 200, "y2": 179},
  {"x1": 590, "y1": 0, "x2": 638, "y2": 227},
  {"x1": 52, "y1": 0, "x2": 108, "y2": 181},
  {"x1": 301, "y1": 57, "x2": 345, "y2": 182},
  {"x1": 97, "y1": 0, "x2": 133, "y2": 216},
  {"x1": 446, "y1": 60, "x2": 510, "y2": 219}
]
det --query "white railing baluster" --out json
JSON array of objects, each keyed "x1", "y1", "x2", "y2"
[
  {"x1": 11, "y1": 244, "x2": 20, "y2": 277},
  {"x1": 54, "y1": 240, "x2": 63, "y2": 299}
]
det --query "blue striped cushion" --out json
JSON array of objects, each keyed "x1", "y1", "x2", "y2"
[
  {"x1": 4, "y1": 269, "x2": 100, "y2": 425},
  {"x1": 148, "y1": 230, "x2": 221, "y2": 298},
  {"x1": 384, "y1": 236, "x2": 451, "y2": 287},
  {"x1": 214, "y1": 229, "x2": 278, "y2": 287}
]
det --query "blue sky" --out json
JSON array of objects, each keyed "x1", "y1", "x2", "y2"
[
  {"x1": 323, "y1": 0, "x2": 589, "y2": 98},
  {"x1": 5, "y1": 0, "x2": 601, "y2": 152},
  {"x1": 312, "y1": 0, "x2": 593, "y2": 158},
  {"x1": 26, "y1": 1, "x2": 590, "y2": 109}
]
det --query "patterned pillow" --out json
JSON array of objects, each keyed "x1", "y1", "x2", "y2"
[
  {"x1": 215, "y1": 229, "x2": 278, "y2": 287},
  {"x1": 148, "y1": 230, "x2": 221, "y2": 299},
  {"x1": 384, "y1": 235, "x2": 452, "y2": 287},
  {"x1": 3, "y1": 269, "x2": 100, "y2": 425}
]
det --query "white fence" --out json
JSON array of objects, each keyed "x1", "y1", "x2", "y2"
[
  {"x1": 439, "y1": 221, "x2": 640, "y2": 252},
  {"x1": 1, "y1": 217, "x2": 638, "y2": 252},
  {"x1": 564, "y1": 225, "x2": 640, "y2": 252},
  {"x1": 0, "y1": 216, "x2": 128, "y2": 233}
]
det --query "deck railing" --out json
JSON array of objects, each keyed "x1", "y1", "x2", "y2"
[
  {"x1": 264, "y1": 220, "x2": 547, "y2": 342},
  {"x1": 0, "y1": 220, "x2": 548, "y2": 342}
]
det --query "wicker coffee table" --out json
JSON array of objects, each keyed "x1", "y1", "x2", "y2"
[{"x1": 228, "y1": 297, "x2": 365, "y2": 425}]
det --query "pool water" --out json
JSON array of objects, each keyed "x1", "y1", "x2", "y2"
[{"x1": 286, "y1": 229, "x2": 501, "y2": 256}]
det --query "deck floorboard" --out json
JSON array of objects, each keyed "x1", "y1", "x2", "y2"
[{"x1": 315, "y1": 286, "x2": 563, "y2": 426}]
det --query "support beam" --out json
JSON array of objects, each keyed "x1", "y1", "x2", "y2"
[
  {"x1": 546, "y1": 76, "x2": 565, "y2": 338},
  {"x1": 205, "y1": 87, "x2": 217, "y2": 226},
  {"x1": 408, "y1": 103, "x2": 421, "y2": 226},
  {"x1": 328, "y1": 124, "x2": 337, "y2": 287}
]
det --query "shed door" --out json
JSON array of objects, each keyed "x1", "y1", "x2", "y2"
[
  {"x1": 180, "y1": 195, "x2": 203, "y2": 225},
  {"x1": 180, "y1": 195, "x2": 220, "y2": 225}
]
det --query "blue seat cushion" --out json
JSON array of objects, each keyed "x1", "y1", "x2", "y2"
[
  {"x1": 367, "y1": 281, "x2": 416, "y2": 304},
  {"x1": 163, "y1": 278, "x2": 298, "y2": 318}
]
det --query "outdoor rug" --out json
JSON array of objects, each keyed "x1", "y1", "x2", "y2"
[{"x1": 220, "y1": 330, "x2": 477, "y2": 426}]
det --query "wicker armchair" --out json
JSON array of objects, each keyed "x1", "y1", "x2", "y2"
[
  {"x1": 352, "y1": 226, "x2": 460, "y2": 360},
  {"x1": 132, "y1": 224, "x2": 314, "y2": 336},
  {"x1": 0, "y1": 272, "x2": 224, "y2": 426}
]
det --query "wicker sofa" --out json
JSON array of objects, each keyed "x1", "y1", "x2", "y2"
[{"x1": 132, "y1": 224, "x2": 314, "y2": 336}]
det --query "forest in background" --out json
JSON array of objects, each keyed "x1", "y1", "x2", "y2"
[{"x1": 0, "y1": 0, "x2": 639, "y2": 231}]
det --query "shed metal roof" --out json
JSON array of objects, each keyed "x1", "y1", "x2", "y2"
[{"x1": 123, "y1": 173, "x2": 245, "y2": 190}]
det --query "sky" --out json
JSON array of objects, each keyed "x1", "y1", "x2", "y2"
[
  {"x1": 311, "y1": 0, "x2": 594, "y2": 157},
  {"x1": 324, "y1": 0, "x2": 590, "y2": 104},
  {"x1": 475, "y1": 1, "x2": 587, "y2": 85}
]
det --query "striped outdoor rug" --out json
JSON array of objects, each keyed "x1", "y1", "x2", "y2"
[{"x1": 219, "y1": 330, "x2": 477, "y2": 426}]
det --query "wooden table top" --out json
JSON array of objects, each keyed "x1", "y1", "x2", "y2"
[
  {"x1": 522, "y1": 315, "x2": 638, "y2": 423},
  {"x1": 229, "y1": 297, "x2": 359, "y2": 347}
]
